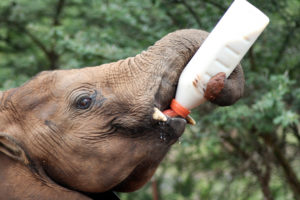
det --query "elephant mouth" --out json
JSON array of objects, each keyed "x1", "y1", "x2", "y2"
[
  {"x1": 156, "y1": 116, "x2": 186, "y2": 145},
  {"x1": 150, "y1": 77, "x2": 187, "y2": 145}
]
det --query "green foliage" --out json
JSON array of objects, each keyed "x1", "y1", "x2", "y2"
[{"x1": 1, "y1": 0, "x2": 300, "y2": 199}]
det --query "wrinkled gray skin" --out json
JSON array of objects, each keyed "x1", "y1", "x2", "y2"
[{"x1": 0, "y1": 29, "x2": 244, "y2": 200}]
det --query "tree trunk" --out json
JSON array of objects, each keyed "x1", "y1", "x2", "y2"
[
  {"x1": 262, "y1": 134, "x2": 300, "y2": 200},
  {"x1": 151, "y1": 178, "x2": 160, "y2": 200}
]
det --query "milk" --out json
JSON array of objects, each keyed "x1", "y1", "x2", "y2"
[{"x1": 165, "y1": 0, "x2": 269, "y2": 118}]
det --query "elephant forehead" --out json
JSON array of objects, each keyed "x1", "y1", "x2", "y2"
[
  {"x1": 54, "y1": 69, "x2": 92, "y2": 88},
  {"x1": 55, "y1": 66, "x2": 111, "y2": 89}
]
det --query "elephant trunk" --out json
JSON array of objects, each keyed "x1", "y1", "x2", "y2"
[
  {"x1": 135, "y1": 29, "x2": 209, "y2": 76},
  {"x1": 99, "y1": 29, "x2": 243, "y2": 114},
  {"x1": 130, "y1": 29, "x2": 209, "y2": 110},
  {"x1": 127, "y1": 29, "x2": 244, "y2": 109}
]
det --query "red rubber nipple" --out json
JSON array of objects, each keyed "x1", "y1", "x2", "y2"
[{"x1": 163, "y1": 99, "x2": 190, "y2": 118}]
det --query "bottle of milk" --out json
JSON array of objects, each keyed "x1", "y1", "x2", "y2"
[{"x1": 163, "y1": 0, "x2": 269, "y2": 121}]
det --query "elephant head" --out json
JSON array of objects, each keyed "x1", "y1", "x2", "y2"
[{"x1": 0, "y1": 29, "x2": 244, "y2": 197}]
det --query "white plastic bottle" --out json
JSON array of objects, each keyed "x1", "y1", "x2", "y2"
[{"x1": 164, "y1": 0, "x2": 269, "y2": 119}]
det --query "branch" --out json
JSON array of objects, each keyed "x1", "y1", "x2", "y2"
[
  {"x1": 179, "y1": 0, "x2": 202, "y2": 27},
  {"x1": 290, "y1": 123, "x2": 300, "y2": 144},
  {"x1": 279, "y1": 127, "x2": 287, "y2": 150},
  {"x1": 275, "y1": 18, "x2": 300, "y2": 64},
  {"x1": 21, "y1": 26, "x2": 50, "y2": 55},
  {"x1": 53, "y1": 0, "x2": 66, "y2": 26},
  {"x1": 293, "y1": 60, "x2": 300, "y2": 72},
  {"x1": 0, "y1": 34, "x2": 27, "y2": 52},
  {"x1": 6, "y1": 21, "x2": 60, "y2": 70},
  {"x1": 0, "y1": 4, "x2": 50, "y2": 56},
  {"x1": 4, "y1": 21, "x2": 51, "y2": 57},
  {"x1": 46, "y1": 0, "x2": 67, "y2": 70},
  {"x1": 1, "y1": 2, "x2": 64, "y2": 70},
  {"x1": 151, "y1": 178, "x2": 160, "y2": 200},
  {"x1": 261, "y1": 134, "x2": 300, "y2": 199},
  {"x1": 248, "y1": 47, "x2": 256, "y2": 70},
  {"x1": 23, "y1": 27, "x2": 59, "y2": 70},
  {"x1": 203, "y1": 0, "x2": 227, "y2": 11},
  {"x1": 221, "y1": 135, "x2": 274, "y2": 200},
  {"x1": 159, "y1": 2, "x2": 184, "y2": 28},
  {"x1": 165, "y1": 10, "x2": 182, "y2": 27}
]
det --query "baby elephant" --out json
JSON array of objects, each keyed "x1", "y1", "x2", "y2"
[{"x1": 0, "y1": 29, "x2": 244, "y2": 200}]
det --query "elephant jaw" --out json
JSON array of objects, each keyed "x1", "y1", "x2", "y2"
[{"x1": 112, "y1": 118, "x2": 186, "y2": 192}]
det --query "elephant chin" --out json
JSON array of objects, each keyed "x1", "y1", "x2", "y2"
[
  {"x1": 110, "y1": 116, "x2": 187, "y2": 193},
  {"x1": 112, "y1": 160, "x2": 160, "y2": 193}
]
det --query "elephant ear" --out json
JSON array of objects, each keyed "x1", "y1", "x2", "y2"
[{"x1": 0, "y1": 133, "x2": 29, "y2": 165}]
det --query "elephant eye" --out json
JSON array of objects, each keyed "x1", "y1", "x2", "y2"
[{"x1": 76, "y1": 97, "x2": 92, "y2": 109}]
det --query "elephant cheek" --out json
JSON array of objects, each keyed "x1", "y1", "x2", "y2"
[{"x1": 76, "y1": 139, "x2": 149, "y2": 192}]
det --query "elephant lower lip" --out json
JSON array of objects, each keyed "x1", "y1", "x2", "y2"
[{"x1": 157, "y1": 117, "x2": 186, "y2": 144}]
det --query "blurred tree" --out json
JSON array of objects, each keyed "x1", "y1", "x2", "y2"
[{"x1": 0, "y1": 0, "x2": 300, "y2": 199}]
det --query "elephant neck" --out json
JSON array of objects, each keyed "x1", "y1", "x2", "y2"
[
  {"x1": 0, "y1": 153, "x2": 120, "y2": 200},
  {"x1": 0, "y1": 153, "x2": 91, "y2": 200}
]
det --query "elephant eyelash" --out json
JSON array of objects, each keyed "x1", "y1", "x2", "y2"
[
  {"x1": 71, "y1": 90, "x2": 106, "y2": 112},
  {"x1": 76, "y1": 96, "x2": 93, "y2": 109},
  {"x1": 90, "y1": 90, "x2": 107, "y2": 109}
]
